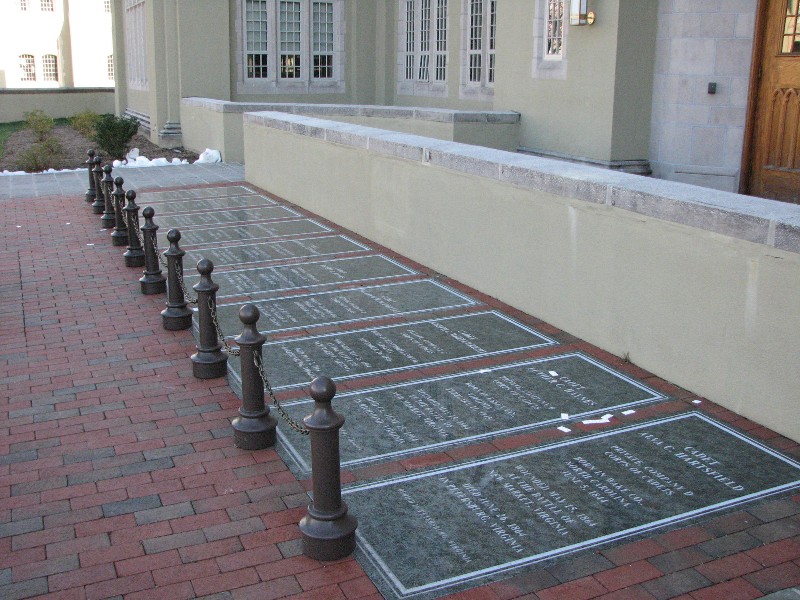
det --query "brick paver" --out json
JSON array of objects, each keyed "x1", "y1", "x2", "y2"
[{"x1": 1, "y1": 171, "x2": 799, "y2": 599}]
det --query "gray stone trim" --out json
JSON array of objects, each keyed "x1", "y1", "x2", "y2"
[
  {"x1": 243, "y1": 110, "x2": 800, "y2": 255},
  {"x1": 181, "y1": 97, "x2": 519, "y2": 124}
]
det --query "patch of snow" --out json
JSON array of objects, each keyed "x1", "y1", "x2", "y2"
[{"x1": 194, "y1": 148, "x2": 221, "y2": 164}]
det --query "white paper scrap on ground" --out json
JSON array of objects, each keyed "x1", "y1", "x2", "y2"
[
  {"x1": 622, "y1": 409, "x2": 636, "y2": 415},
  {"x1": 582, "y1": 413, "x2": 614, "y2": 425},
  {"x1": 692, "y1": 399, "x2": 702, "y2": 404},
  {"x1": 548, "y1": 371, "x2": 559, "y2": 377},
  {"x1": 561, "y1": 413, "x2": 569, "y2": 420},
  {"x1": 557, "y1": 426, "x2": 571, "y2": 433}
]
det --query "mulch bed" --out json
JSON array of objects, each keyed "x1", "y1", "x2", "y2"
[{"x1": 0, "y1": 125, "x2": 199, "y2": 172}]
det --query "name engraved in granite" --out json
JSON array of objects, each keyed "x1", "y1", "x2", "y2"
[
  {"x1": 344, "y1": 413, "x2": 800, "y2": 599},
  {"x1": 189, "y1": 255, "x2": 417, "y2": 298},
  {"x1": 153, "y1": 205, "x2": 300, "y2": 229},
  {"x1": 184, "y1": 235, "x2": 369, "y2": 269},
  {"x1": 144, "y1": 194, "x2": 277, "y2": 216},
  {"x1": 229, "y1": 311, "x2": 555, "y2": 390},
  {"x1": 277, "y1": 353, "x2": 664, "y2": 472},
  {"x1": 156, "y1": 219, "x2": 331, "y2": 247},
  {"x1": 140, "y1": 185, "x2": 256, "y2": 202},
  {"x1": 209, "y1": 279, "x2": 475, "y2": 335}
]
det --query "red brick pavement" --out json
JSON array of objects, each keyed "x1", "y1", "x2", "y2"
[{"x1": 0, "y1": 183, "x2": 799, "y2": 600}]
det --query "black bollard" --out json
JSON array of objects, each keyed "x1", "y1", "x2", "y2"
[
  {"x1": 91, "y1": 156, "x2": 105, "y2": 214},
  {"x1": 161, "y1": 229, "x2": 193, "y2": 330},
  {"x1": 85, "y1": 149, "x2": 96, "y2": 203},
  {"x1": 111, "y1": 177, "x2": 129, "y2": 247},
  {"x1": 123, "y1": 189, "x2": 145, "y2": 268},
  {"x1": 299, "y1": 377, "x2": 358, "y2": 561},
  {"x1": 231, "y1": 304, "x2": 277, "y2": 450},
  {"x1": 139, "y1": 207, "x2": 166, "y2": 294},
  {"x1": 191, "y1": 259, "x2": 228, "y2": 379},
  {"x1": 101, "y1": 165, "x2": 116, "y2": 229}
]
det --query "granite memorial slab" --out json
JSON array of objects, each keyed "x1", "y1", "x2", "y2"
[
  {"x1": 152, "y1": 205, "x2": 301, "y2": 229},
  {"x1": 143, "y1": 194, "x2": 276, "y2": 216},
  {"x1": 155, "y1": 218, "x2": 331, "y2": 248},
  {"x1": 229, "y1": 311, "x2": 556, "y2": 391},
  {"x1": 206, "y1": 279, "x2": 476, "y2": 335},
  {"x1": 183, "y1": 235, "x2": 370, "y2": 269},
  {"x1": 344, "y1": 412, "x2": 800, "y2": 599},
  {"x1": 187, "y1": 255, "x2": 418, "y2": 298},
  {"x1": 139, "y1": 185, "x2": 257, "y2": 202},
  {"x1": 277, "y1": 352, "x2": 665, "y2": 473}
]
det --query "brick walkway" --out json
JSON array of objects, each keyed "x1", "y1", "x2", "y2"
[{"x1": 1, "y1": 170, "x2": 799, "y2": 600}]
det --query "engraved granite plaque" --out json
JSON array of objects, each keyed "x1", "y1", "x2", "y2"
[
  {"x1": 140, "y1": 185, "x2": 257, "y2": 202},
  {"x1": 278, "y1": 353, "x2": 665, "y2": 473},
  {"x1": 143, "y1": 194, "x2": 276, "y2": 216},
  {"x1": 152, "y1": 205, "x2": 300, "y2": 229},
  {"x1": 345, "y1": 413, "x2": 800, "y2": 599},
  {"x1": 208, "y1": 279, "x2": 476, "y2": 334},
  {"x1": 187, "y1": 255, "x2": 417, "y2": 298},
  {"x1": 228, "y1": 311, "x2": 556, "y2": 391},
  {"x1": 155, "y1": 219, "x2": 331, "y2": 248},
  {"x1": 183, "y1": 235, "x2": 369, "y2": 269}
]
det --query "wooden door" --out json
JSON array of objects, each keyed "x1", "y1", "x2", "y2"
[{"x1": 748, "y1": 0, "x2": 800, "y2": 203}]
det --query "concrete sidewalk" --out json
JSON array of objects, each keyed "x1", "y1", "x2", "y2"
[{"x1": 0, "y1": 166, "x2": 798, "y2": 600}]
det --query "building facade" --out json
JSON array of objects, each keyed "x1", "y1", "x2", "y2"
[
  {"x1": 0, "y1": 0, "x2": 114, "y2": 90},
  {"x1": 111, "y1": 0, "x2": 800, "y2": 201}
]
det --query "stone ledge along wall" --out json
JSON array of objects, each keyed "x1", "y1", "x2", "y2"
[{"x1": 242, "y1": 110, "x2": 800, "y2": 444}]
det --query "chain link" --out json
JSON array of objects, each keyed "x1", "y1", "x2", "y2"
[
  {"x1": 150, "y1": 233, "x2": 169, "y2": 270},
  {"x1": 253, "y1": 352, "x2": 309, "y2": 435},
  {"x1": 208, "y1": 296, "x2": 241, "y2": 357},
  {"x1": 130, "y1": 213, "x2": 144, "y2": 246},
  {"x1": 174, "y1": 260, "x2": 197, "y2": 304}
]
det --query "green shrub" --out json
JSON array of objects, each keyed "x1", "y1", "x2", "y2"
[
  {"x1": 25, "y1": 110, "x2": 55, "y2": 141},
  {"x1": 93, "y1": 114, "x2": 139, "y2": 159},
  {"x1": 14, "y1": 137, "x2": 64, "y2": 172},
  {"x1": 69, "y1": 110, "x2": 100, "y2": 137}
]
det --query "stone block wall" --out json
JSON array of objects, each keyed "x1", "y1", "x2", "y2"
[{"x1": 649, "y1": 0, "x2": 757, "y2": 193}]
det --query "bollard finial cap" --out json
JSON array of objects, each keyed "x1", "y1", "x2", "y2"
[
  {"x1": 167, "y1": 228, "x2": 181, "y2": 243},
  {"x1": 93, "y1": 155, "x2": 102, "y2": 164},
  {"x1": 196, "y1": 258, "x2": 214, "y2": 277},
  {"x1": 87, "y1": 148, "x2": 95, "y2": 157},
  {"x1": 115, "y1": 176, "x2": 124, "y2": 186},
  {"x1": 239, "y1": 303, "x2": 260, "y2": 326},
  {"x1": 103, "y1": 164, "x2": 112, "y2": 173},
  {"x1": 142, "y1": 205, "x2": 153, "y2": 219},
  {"x1": 126, "y1": 189, "x2": 136, "y2": 201},
  {"x1": 309, "y1": 377, "x2": 336, "y2": 403}
]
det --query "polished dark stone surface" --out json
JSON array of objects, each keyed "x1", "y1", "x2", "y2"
[
  {"x1": 142, "y1": 194, "x2": 276, "y2": 215},
  {"x1": 153, "y1": 205, "x2": 300, "y2": 228},
  {"x1": 155, "y1": 218, "x2": 331, "y2": 247},
  {"x1": 138, "y1": 185, "x2": 256, "y2": 203},
  {"x1": 344, "y1": 413, "x2": 800, "y2": 599}
]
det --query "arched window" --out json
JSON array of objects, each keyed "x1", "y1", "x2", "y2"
[
  {"x1": 19, "y1": 54, "x2": 36, "y2": 81},
  {"x1": 42, "y1": 54, "x2": 58, "y2": 81}
]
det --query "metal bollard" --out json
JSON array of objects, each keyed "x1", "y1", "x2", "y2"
[
  {"x1": 161, "y1": 228, "x2": 193, "y2": 331},
  {"x1": 191, "y1": 259, "x2": 228, "y2": 379},
  {"x1": 91, "y1": 156, "x2": 105, "y2": 214},
  {"x1": 299, "y1": 376, "x2": 358, "y2": 561},
  {"x1": 231, "y1": 304, "x2": 277, "y2": 450},
  {"x1": 122, "y1": 189, "x2": 145, "y2": 268},
  {"x1": 139, "y1": 207, "x2": 166, "y2": 295},
  {"x1": 111, "y1": 177, "x2": 129, "y2": 247},
  {"x1": 100, "y1": 165, "x2": 116, "y2": 229},
  {"x1": 85, "y1": 149, "x2": 96, "y2": 203}
]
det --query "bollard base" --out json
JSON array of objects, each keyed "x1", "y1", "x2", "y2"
[
  {"x1": 140, "y1": 274, "x2": 166, "y2": 295},
  {"x1": 299, "y1": 511, "x2": 358, "y2": 561},
  {"x1": 124, "y1": 251, "x2": 146, "y2": 268},
  {"x1": 191, "y1": 350, "x2": 228, "y2": 379},
  {"x1": 91, "y1": 201, "x2": 104, "y2": 214},
  {"x1": 85, "y1": 191, "x2": 95, "y2": 203},
  {"x1": 111, "y1": 232, "x2": 129, "y2": 247},
  {"x1": 161, "y1": 306, "x2": 193, "y2": 330},
  {"x1": 232, "y1": 413, "x2": 277, "y2": 450},
  {"x1": 101, "y1": 215, "x2": 115, "y2": 229}
]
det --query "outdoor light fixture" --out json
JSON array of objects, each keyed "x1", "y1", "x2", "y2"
[{"x1": 570, "y1": 0, "x2": 595, "y2": 25}]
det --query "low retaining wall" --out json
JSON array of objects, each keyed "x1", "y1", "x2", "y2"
[
  {"x1": 243, "y1": 110, "x2": 800, "y2": 443},
  {"x1": 180, "y1": 98, "x2": 520, "y2": 163},
  {"x1": 0, "y1": 88, "x2": 115, "y2": 122}
]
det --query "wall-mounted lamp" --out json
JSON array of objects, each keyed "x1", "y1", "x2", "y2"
[{"x1": 570, "y1": 0, "x2": 595, "y2": 25}]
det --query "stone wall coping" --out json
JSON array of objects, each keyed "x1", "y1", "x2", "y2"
[
  {"x1": 0, "y1": 87, "x2": 114, "y2": 95},
  {"x1": 244, "y1": 110, "x2": 800, "y2": 254},
  {"x1": 182, "y1": 97, "x2": 520, "y2": 123}
]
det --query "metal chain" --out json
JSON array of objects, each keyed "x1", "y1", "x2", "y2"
[
  {"x1": 174, "y1": 260, "x2": 197, "y2": 304},
  {"x1": 130, "y1": 214, "x2": 144, "y2": 246},
  {"x1": 208, "y1": 296, "x2": 241, "y2": 357},
  {"x1": 253, "y1": 352, "x2": 309, "y2": 435},
  {"x1": 150, "y1": 233, "x2": 169, "y2": 270}
]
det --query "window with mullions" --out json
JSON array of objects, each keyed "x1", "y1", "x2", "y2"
[
  {"x1": 20, "y1": 0, "x2": 28, "y2": 11},
  {"x1": 545, "y1": 0, "x2": 564, "y2": 58},
  {"x1": 399, "y1": 0, "x2": 448, "y2": 94},
  {"x1": 42, "y1": 54, "x2": 58, "y2": 81},
  {"x1": 19, "y1": 54, "x2": 36, "y2": 81},
  {"x1": 108, "y1": 55, "x2": 115, "y2": 80},
  {"x1": 462, "y1": 0, "x2": 495, "y2": 97},
  {"x1": 104, "y1": 0, "x2": 111, "y2": 13},
  {"x1": 41, "y1": 0, "x2": 54, "y2": 11},
  {"x1": 783, "y1": 0, "x2": 800, "y2": 54},
  {"x1": 240, "y1": 0, "x2": 341, "y2": 89}
]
